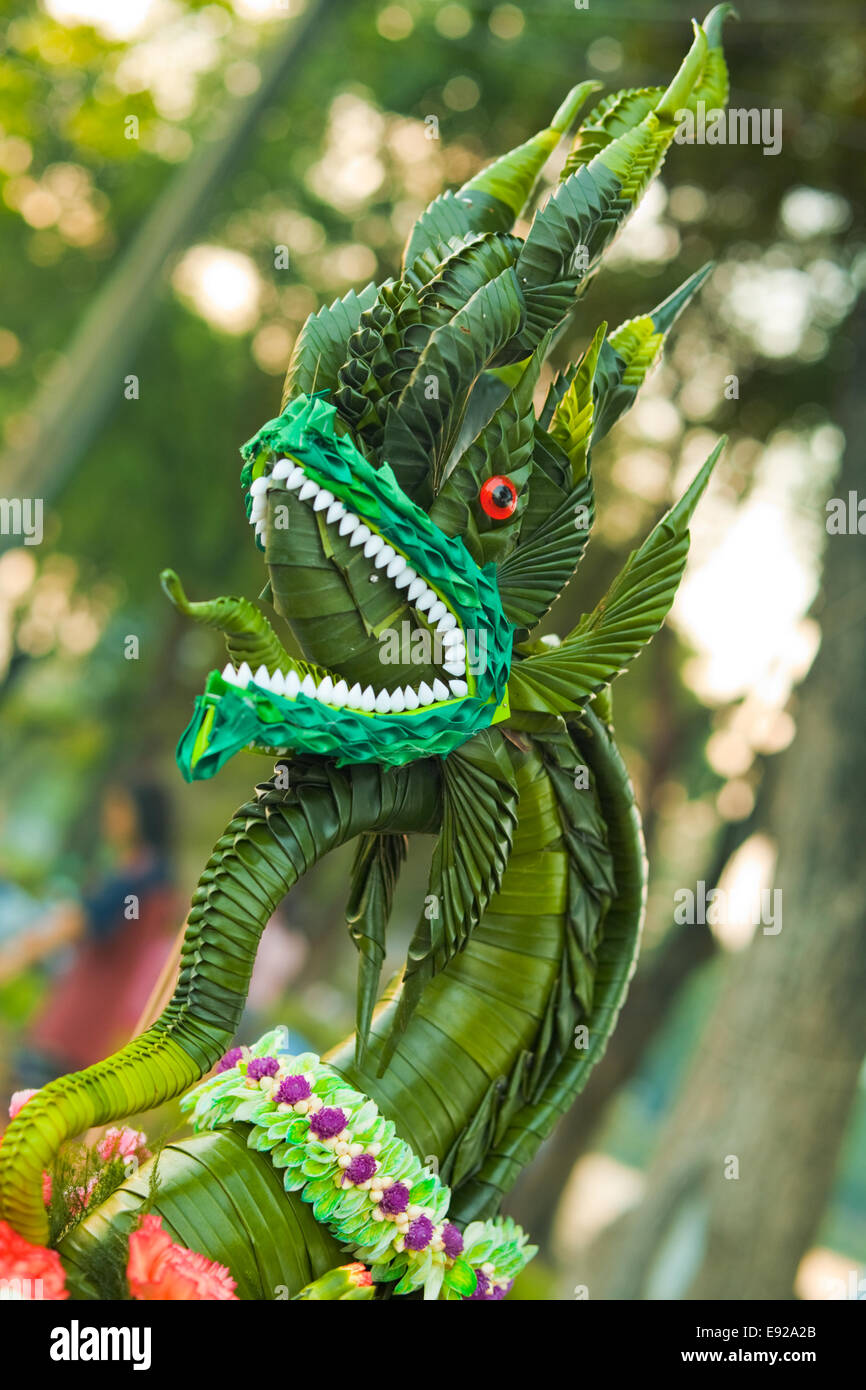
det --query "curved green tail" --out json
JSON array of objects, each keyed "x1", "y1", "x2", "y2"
[{"x1": 0, "y1": 760, "x2": 440, "y2": 1245}]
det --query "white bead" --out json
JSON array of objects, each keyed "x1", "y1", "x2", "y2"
[
  {"x1": 374, "y1": 545, "x2": 395, "y2": 569},
  {"x1": 403, "y1": 686, "x2": 420, "y2": 710},
  {"x1": 417, "y1": 682, "x2": 434, "y2": 706},
  {"x1": 316, "y1": 675, "x2": 334, "y2": 703},
  {"x1": 389, "y1": 687, "x2": 405, "y2": 713},
  {"x1": 415, "y1": 588, "x2": 436, "y2": 612},
  {"x1": 249, "y1": 475, "x2": 269, "y2": 496},
  {"x1": 300, "y1": 674, "x2": 317, "y2": 698},
  {"x1": 285, "y1": 669, "x2": 300, "y2": 698},
  {"x1": 375, "y1": 688, "x2": 392, "y2": 713},
  {"x1": 286, "y1": 465, "x2": 305, "y2": 490},
  {"x1": 346, "y1": 683, "x2": 363, "y2": 709},
  {"x1": 312, "y1": 489, "x2": 334, "y2": 512},
  {"x1": 339, "y1": 512, "x2": 359, "y2": 536},
  {"x1": 271, "y1": 458, "x2": 292, "y2": 480},
  {"x1": 326, "y1": 501, "x2": 346, "y2": 524},
  {"x1": 394, "y1": 567, "x2": 416, "y2": 590},
  {"x1": 449, "y1": 679, "x2": 468, "y2": 697},
  {"x1": 442, "y1": 628, "x2": 463, "y2": 648},
  {"x1": 387, "y1": 554, "x2": 407, "y2": 579},
  {"x1": 427, "y1": 601, "x2": 447, "y2": 623},
  {"x1": 432, "y1": 679, "x2": 450, "y2": 701},
  {"x1": 437, "y1": 613, "x2": 457, "y2": 632},
  {"x1": 298, "y1": 479, "x2": 319, "y2": 502},
  {"x1": 360, "y1": 686, "x2": 376, "y2": 712},
  {"x1": 350, "y1": 524, "x2": 371, "y2": 548},
  {"x1": 331, "y1": 679, "x2": 348, "y2": 708},
  {"x1": 443, "y1": 661, "x2": 465, "y2": 677}
]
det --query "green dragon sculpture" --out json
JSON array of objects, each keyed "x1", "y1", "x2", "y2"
[{"x1": 0, "y1": 8, "x2": 733, "y2": 1298}]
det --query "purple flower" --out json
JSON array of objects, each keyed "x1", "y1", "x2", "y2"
[
  {"x1": 309, "y1": 1106, "x2": 347, "y2": 1140},
  {"x1": 380, "y1": 1182, "x2": 410, "y2": 1216},
  {"x1": 468, "y1": 1269, "x2": 490, "y2": 1300},
  {"x1": 490, "y1": 1281, "x2": 510, "y2": 1300},
  {"x1": 274, "y1": 1074, "x2": 312, "y2": 1105},
  {"x1": 345, "y1": 1154, "x2": 377, "y2": 1184},
  {"x1": 247, "y1": 1056, "x2": 280, "y2": 1081},
  {"x1": 441, "y1": 1222, "x2": 463, "y2": 1259},
  {"x1": 217, "y1": 1047, "x2": 244, "y2": 1073},
  {"x1": 404, "y1": 1216, "x2": 434, "y2": 1252}
]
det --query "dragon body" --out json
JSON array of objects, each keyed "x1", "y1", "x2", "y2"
[{"x1": 0, "y1": 10, "x2": 733, "y2": 1298}]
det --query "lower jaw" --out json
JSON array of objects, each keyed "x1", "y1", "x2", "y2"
[{"x1": 176, "y1": 667, "x2": 502, "y2": 782}]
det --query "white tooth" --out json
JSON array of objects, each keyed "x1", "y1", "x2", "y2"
[
  {"x1": 350, "y1": 524, "x2": 371, "y2": 548},
  {"x1": 331, "y1": 679, "x2": 348, "y2": 708},
  {"x1": 449, "y1": 679, "x2": 468, "y2": 697},
  {"x1": 432, "y1": 679, "x2": 450, "y2": 701},
  {"x1": 403, "y1": 686, "x2": 420, "y2": 710},
  {"x1": 250, "y1": 476, "x2": 269, "y2": 497},
  {"x1": 299, "y1": 479, "x2": 320, "y2": 503},
  {"x1": 417, "y1": 681, "x2": 434, "y2": 706},
  {"x1": 375, "y1": 688, "x2": 392, "y2": 713},
  {"x1": 443, "y1": 660, "x2": 465, "y2": 677},
  {"x1": 339, "y1": 513, "x2": 359, "y2": 536},
  {"x1": 389, "y1": 687, "x2": 405, "y2": 713},
  {"x1": 407, "y1": 578, "x2": 426, "y2": 603},
  {"x1": 272, "y1": 458, "x2": 293, "y2": 480},
  {"x1": 346, "y1": 682, "x2": 363, "y2": 709},
  {"x1": 285, "y1": 670, "x2": 300, "y2": 698},
  {"x1": 250, "y1": 499, "x2": 266, "y2": 522},
  {"x1": 254, "y1": 664, "x2": 271, "y2": 688},
  {"x1": 221, "y1": 663, "x2": 238, "y2": 684},
  {"x1": 317, "y1": 675, "x2": 334, "y2": 703},
  {"x1": 437, "y1": 613, "x2": 457, "y2": 633},
  {"x1": 442, "y1": 628, "x2": 463, "y2": 648},
  {"x1": 445, "y1": 646, "x2": 466, "y2": 667},
  {"x1": 326, "y1": 501, "x2": 346, "y2": 524},
  {"x1": 313, "y1": 489, "x2": 334, "y2": 512},
  {"x1": 387, "y1": 554, "x2": 407, "y2": 579},
  {"x1": 363, "y1": 534, "x2": 383, "y2": 559},
  {"x1": 374, "y1": 545, "x2": 395, "y2": 570},
  {"x1": 416, "y1": 589, "x2": 436, "y2": 613},
  {"x1": 270, "y1": 670, "x2": 286, "y2": 696},
  {"x1": 360, "y1": 685, "x2": 376, "y2": 712},
  {"x1": 286, "y1": 465, "x2": 305, "y2": 490},
  {"x1": 394, "y1": 567, "x2": 416, "y2": 590},
  {"x1": 236, "y1": 662, "x2": 253, "y2": 686},
  {"x1": 427, "y1": 601, "x2": 447, "y2": 623},
  {"x1": 300, "y1": 674, "x2": 317, "y2": 698}
]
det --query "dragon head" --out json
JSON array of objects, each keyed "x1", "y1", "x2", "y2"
[{"x1": 165, "y1": 6, "x2": 733, "y2": 783}]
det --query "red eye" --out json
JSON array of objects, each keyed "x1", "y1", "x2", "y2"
[{"x1": 479, "y1": 475, "x2": 518, "y2": 520}]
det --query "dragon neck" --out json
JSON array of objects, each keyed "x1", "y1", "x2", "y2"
[{"x1": 0, "y1": 759, "x2": 441, "y2": 1245}]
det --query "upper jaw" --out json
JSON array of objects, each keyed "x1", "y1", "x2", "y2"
[{"x1": 245, "y1": 454, "x2": 470, "y2": 709}]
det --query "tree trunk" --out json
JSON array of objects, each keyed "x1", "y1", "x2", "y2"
[{"x1": 581, "y1": 308, "x2": 866, "y2": 1301}]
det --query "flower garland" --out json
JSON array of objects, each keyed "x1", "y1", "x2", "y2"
[{"x1": 181, "y1": 1028, "x2": 536, "y2": 1300}]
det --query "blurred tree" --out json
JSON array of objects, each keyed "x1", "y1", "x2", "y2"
[{"x1": 579, "y1": 304, "x2": 866, "y2": 1300}]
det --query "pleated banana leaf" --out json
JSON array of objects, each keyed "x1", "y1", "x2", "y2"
[
  {"x1": 59, "y1": 1128, "x2": 343, "y2": 1300},
  {"x1": 506, "y1": 438, "x2": 726, "y2": 714}
]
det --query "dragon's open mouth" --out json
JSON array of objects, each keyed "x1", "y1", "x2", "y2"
[
  {"x1": 244, "y1": 454, "x2": 469, "y2": 711},
  {"x1": 169, "y1": 393, "x2": 513, "y2": 780}
]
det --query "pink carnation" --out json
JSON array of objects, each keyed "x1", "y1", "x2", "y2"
[
  {"x1": 97, "y1": 1126, "x2": 151, "y2": 1165},
  {"x1": 127, "y1": 1213, "x2": 238, "y2": 1301},
  {"x1": 8, "y1": 1089, "x2": 37, "y2": 1120},
  {"x1": 0, "y1": 1220, "x2": 68, "y2": 1299}
]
